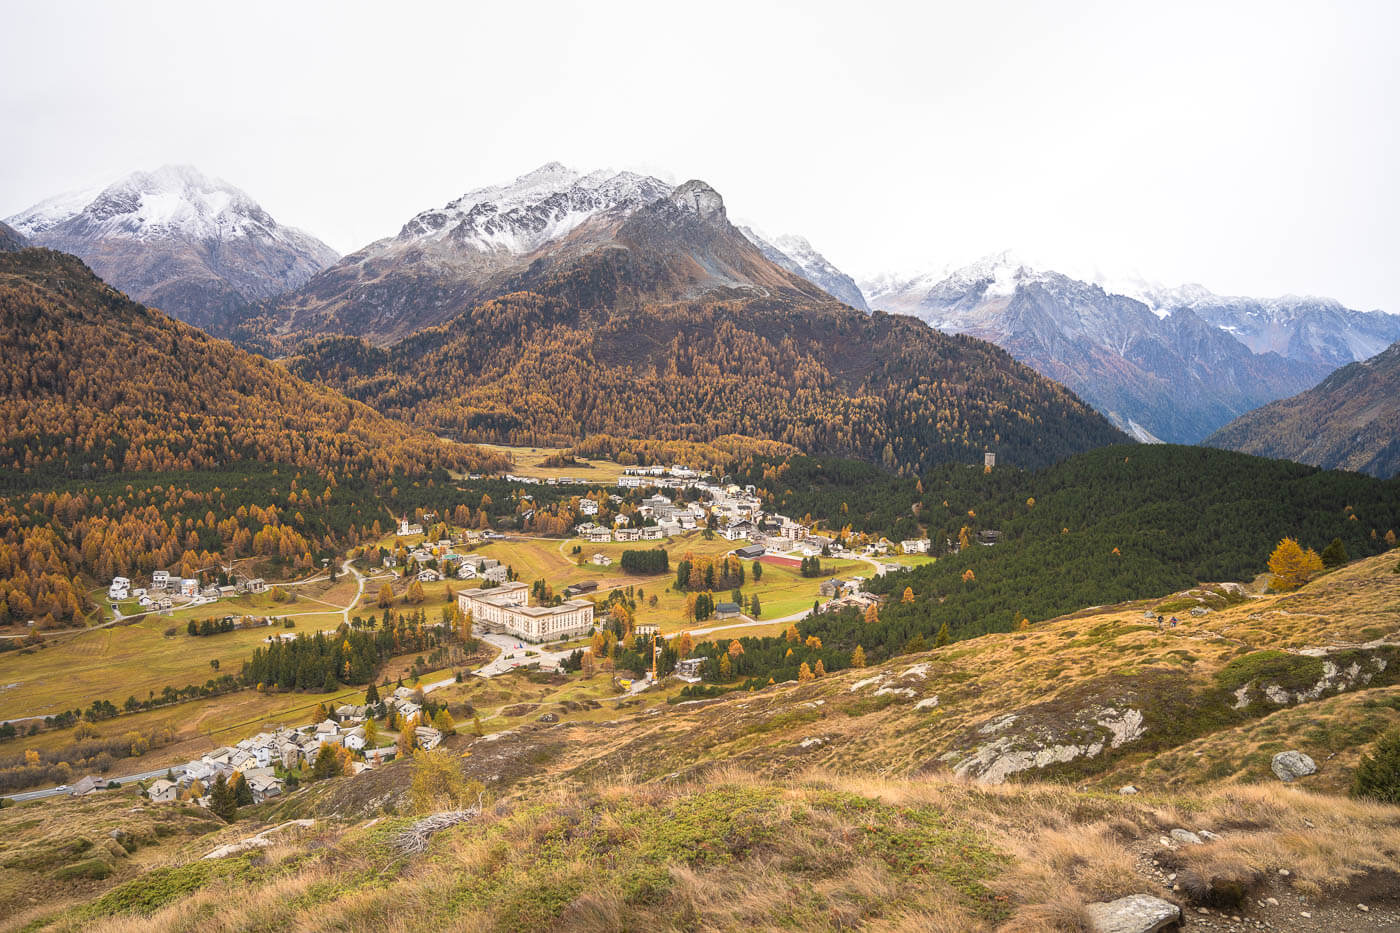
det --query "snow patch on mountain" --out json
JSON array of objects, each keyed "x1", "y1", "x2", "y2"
[
  {"x1": 7, "y1": 183, "x2": 107, "y2": 237},
  {"x1": 397, "y1": 162, "x2": 672, "y2": 255}
]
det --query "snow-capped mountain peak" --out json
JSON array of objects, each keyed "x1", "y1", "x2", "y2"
[
  {"x1": 397, "y1": 162, "x2": 672, "y2": 254},
  {"x1": 8, "y1": 164, "x2": 328, "y2": 254},
  {"x1": 864, "y1": 250, "x2": 1057, "y2": 312},
  {"x1": 6, "y1": 183, "x2": 106, "y2": 237},
  {"x1": 5, "y1": 165, "x2": 339, "y2": 329}
]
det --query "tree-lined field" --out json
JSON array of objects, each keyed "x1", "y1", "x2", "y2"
[
  {"x1": 471, "y1": 445, "x2": 629, "y2": 484},
  {"x1": 1, "y1": 573, "x2": 385, "y2": 722}
]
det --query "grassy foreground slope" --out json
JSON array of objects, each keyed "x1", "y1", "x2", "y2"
[{"x1": 5, "y1": 553, "x2": 1400, "y2": 931}]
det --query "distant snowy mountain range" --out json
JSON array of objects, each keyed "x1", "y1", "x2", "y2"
[
  {"x1": 859, "y1": 252, "x2": 1400, "y2": 443},
  {"x1": 5, "y1": 165, "x2": 339, "y2": 329},
  {"x1": 7, "y1": 164, "x2": 1397, "y2": 445}
]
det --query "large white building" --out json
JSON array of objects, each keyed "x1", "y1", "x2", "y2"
[{"x1": 458, "y1": 582, "x2": 594, "y2": 643}]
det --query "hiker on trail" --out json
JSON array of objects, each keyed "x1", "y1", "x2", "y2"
[{"x1": 1157, "y1": 615, "x2": 1164, "y2": 630}]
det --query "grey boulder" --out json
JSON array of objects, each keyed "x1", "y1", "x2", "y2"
[
  {"x1": 1085, "y1": 894, "x2": 1182, "y2": 933},
  {"x1": 1271, "y1": 750, "x2": 1317, "y2": 782}
]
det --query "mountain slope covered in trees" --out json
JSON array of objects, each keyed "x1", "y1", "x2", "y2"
[
  {"x1": 710, "y1": 444, "x2": 1400, "y2": 686},
  {"x1": 0, "y1": 248, "x2": 505, "y2": 626},
  {"x1": 1205, "y1": 340, "x2": 1400, "y2": 478},
  {"x1": 0, "y1": 248, "x2": 502, "y2": 479},
  {"x1": 0, "y1": 222, "x2": 25, "y2": 253},
  {"x1": 289, "y1": 292, "x2": 1127, "y2": 475}
]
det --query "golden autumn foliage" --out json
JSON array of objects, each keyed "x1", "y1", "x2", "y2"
[
  {"x1": 1268, "y1": 537, "x2": 1325, "y2": 591},
  {"x1": 0, "y1": 250, "x2": 507, "y2": 481}
]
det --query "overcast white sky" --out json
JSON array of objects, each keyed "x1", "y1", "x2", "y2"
[{"x1": 3, "y1": 0, "x2": 1397, "y2": 308}]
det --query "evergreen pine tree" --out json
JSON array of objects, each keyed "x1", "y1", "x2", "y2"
[
  {"x1": 934, "y1": 623, "x2": 950, "y2": 647},
  {"x1": 209, "y1": 772, "x2": 237, "y2": 821},
  {"x1": 232, "y1": 771, "x2": 253, "y2": 807}
]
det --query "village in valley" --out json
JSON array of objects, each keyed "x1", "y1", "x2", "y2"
[{"x1": 2, "y1": 450, "x2": 939, "y2": 811}]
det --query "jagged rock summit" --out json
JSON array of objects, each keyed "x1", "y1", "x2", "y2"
[{"x1": 668, "y1": 179, "x2": 726, "y2": 221}]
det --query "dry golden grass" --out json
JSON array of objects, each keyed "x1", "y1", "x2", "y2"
[{"x1": 12, "y1": 749, "x2": 1400, "y2": 933}]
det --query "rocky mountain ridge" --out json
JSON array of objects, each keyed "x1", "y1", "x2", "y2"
[
  {"x1": 272, "y1": 164, "x2": 862, "y2": 343},
  {"x1": 1206, "y1": 338, "x2": 1400, "y2": 477},
  {"x1": 862, "y1": 252, "x2": 1397, "y2": 442}
]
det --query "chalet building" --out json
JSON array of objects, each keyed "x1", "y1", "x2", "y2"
[
  {"x1": 720, "y1": 521, "x2": 755, "y2": 541},
  {"x1": 147, "y1": 779, "x2": 179, "y2": 802},
  {"x1": 458, "y1": 582, "x2": 594, "y2": 643}
]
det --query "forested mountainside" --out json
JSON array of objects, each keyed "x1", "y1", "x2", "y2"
[
  {"x1": 1205, "y1": 340, "x2": 1400, "y2": 479},
  {"x1": 0, "y1": 248, "x2": 505, "y2": 626},
  {"x1": 711, "y1": 444, "x2": 1400, "y2": 685},
  {"x1": 5, "y1": 165, "x2": 339, "y2": 332},
  {"x1": 0, "y1": 249, "x2": 502, "y2": 479},
  {"x1": 288, "y1": 288, "x2": 1128, "y2": 476}
]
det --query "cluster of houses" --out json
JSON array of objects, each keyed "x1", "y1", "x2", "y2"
[
  {"x1": 616, "y1": 464, "x2": 704, "y2": 488},
  {"x1": 383, "y1": 534, "x2": 513, "y2": 586},
  {"x1": 107, "y1": 568, "x2": 267, "y2": 612},
  {"x1": 574, "y1": 521, "x2": 668, "y2": 544},
  {"x1": 816, "y1": 580, "x2": 884, "y2": 615},
  {"x1": 144, "y1": 687, "x2": 443, "y2": 807}
]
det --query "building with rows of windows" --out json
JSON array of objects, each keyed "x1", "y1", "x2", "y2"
[{"x1": 457, "y1": 582, "x2": 595, "y2": 643}]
